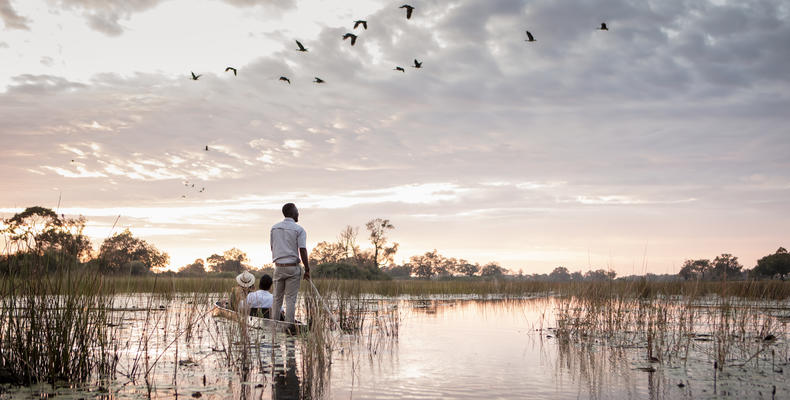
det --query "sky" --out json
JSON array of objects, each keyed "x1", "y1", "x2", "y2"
[{"x1": 0, "y1": 0, "x2": 788, "y2": 274}]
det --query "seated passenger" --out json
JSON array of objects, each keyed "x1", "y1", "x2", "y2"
[
  {"x1": 230, "y1": 271, "x2": 256, "y2": 311},
  {"x1": 247, "y1": 274, "x2": 281, "y2": 319}
]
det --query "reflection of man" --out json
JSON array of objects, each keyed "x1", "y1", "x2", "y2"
[
  {"x1": 270, "y1": 203, "x2": 311, "y2": 327},
  {"x1": 273, "y1": 341, "x2": 300, "y2": 400}
]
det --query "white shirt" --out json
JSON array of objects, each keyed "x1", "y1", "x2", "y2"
[
  {"x1": 246, "y1": 290, "x2": 273, "y2": 308},
  {"x1": 270, "y1": 217, "x2": 307, "y2": 264}
]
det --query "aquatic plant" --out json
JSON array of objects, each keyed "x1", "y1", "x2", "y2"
[{"x1": 0, "y1": 254, "x2": 120, "y2": 385}]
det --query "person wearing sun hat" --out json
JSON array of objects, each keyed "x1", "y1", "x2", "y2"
[{"x1": 229, "y1": 270, "x2": 256, "y2": 311}]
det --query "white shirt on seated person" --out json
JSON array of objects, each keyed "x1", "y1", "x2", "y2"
[{"x1": 246, "y1": 289, "x2": 273, "y2": 309}]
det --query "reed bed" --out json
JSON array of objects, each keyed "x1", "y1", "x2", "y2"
[
  {"x1": 89, "y1": 277, "x2": 790, "y2": 300},
  {"x1": 551, "y1": 281, "x2": 790, "y2": 378},
  {"x1": 0, "y1": 263, "x2": 120, "y2": 385}
]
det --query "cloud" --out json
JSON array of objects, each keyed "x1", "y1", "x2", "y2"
[
  {"x1": 0, "y1": 0, "x2": 29, "y2": 30},
  {"x1": 6, "y1": 74, "x2": 88, "y2": 94},
  {"x1": 48, "y1": 0, "x2": 297, "y2": 36},
  {"x1": 47, "y1": 0, "x2": 163, "y2": 36},
  {"x1": 1, "y1": 0, "x2": 788, "y2": 273}
]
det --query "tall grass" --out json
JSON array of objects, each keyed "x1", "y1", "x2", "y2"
[
  {"x1": 0, "y1": 256, "x2": 120, "y2": 385},
  {"x1": 94, "y1": 276, "x2": 790, "y2": 300},
  {"x1": 551, "y1": 280, "x2": 790, "y2": 375}
]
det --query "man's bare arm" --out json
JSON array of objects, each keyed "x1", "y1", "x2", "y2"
[{"x1": 299, "y1": 247, "x2": 310, "y2": 280}]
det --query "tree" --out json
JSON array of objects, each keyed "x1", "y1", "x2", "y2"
[
  {"x1": 206, "y1": 248, "x2": 249, "y2": 273},
  {"x1": 455, "y1": 259, "x2": 480, "y2": 277},
  {"x1": 98, "y1": 228, "x2": 169, "y2": 274},
  {"x1": 35, "y1": 216, "x2": 93, "y2": 261},
  {"x1": 382, "y1": 264, "x2": 412, "y2": 279},
  {"x1": 435, "y1": 256, "x2": 455, "y2": 277},
  {"x1": 1, "y1": 206, "x2": 92, "y2": 259},
  {"x1": 679, "y1": 259, "x2": 711, "y2": 280},
  {"x1": 711, "y1": 253, "x2": 742, "y2": 280},
  {"x1": 407, "y1": 249, "x2": 446, "y2": 279},
  {"x1": 752, "y1": 247, "x2": 790, "y2": 278},
  {"x1": 549, "y1": 266, "x2": 571, "y2": 282},
  {"x1": 365, "y1": 218, "x2": 398, "y2": 268},
  {"x1": 584, "y1": 269, "x2": 616, "y2": 281},
  {"x1": 480, "y1": 262, "x2": 506, "y2": 277},
  {"x1": 178, "y1": 259, "x2": 206, "y2": 276},
  {"x1": 337, "y1": 225, "x2": 359, "y2": 259},
  {"x1": 310, "y1": 241, "x2": 346, "y2": 265}
]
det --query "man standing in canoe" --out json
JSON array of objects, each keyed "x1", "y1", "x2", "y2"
[{"x1": 270, "y1": 203, "x2": 311, "y2": 328}]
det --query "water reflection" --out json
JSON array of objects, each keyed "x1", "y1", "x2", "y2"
[
  {"x1": 3, "y1": 296, "x2": 788, "y2": 399},
  {"x1": 272, "y1": 341, "x2": 300, "y2": 400}
]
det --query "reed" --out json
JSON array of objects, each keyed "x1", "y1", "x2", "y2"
[
  {"x1": 0, "y1": 255, "x2": 120, "y2": 385},
  {"x1": 552, "y1": 280, "x2": 790, "y2": 375}
]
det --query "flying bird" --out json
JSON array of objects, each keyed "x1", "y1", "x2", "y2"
[
  {"x1": 190, "y1": 71, "x2": 201, "y2": 80},
  {"x1": 295, "y1": 40, "x2": 308, "y2": 52},
  {"x1": 354, "y1": 20, "x2": 368, "y2": 30},
  {"x1": 400, "y1": 5, "x2": 414, "y2": 19},
  {"x1": 314, "y1": 77, "x2": 325, "y2": 83},
  {"x1": 279, "y1": 76, "x2": 291, "y2": 84},
  {"x1": 225, "y1": 67, "x2": 237, "y2": 76},
  {"x1": 394, "y1": 66, "x2": 405, "y2": 72},
  {"x1": 343, "y1": 33, "x2": 358, "y2": 46},
  {"x1": 599, "y1": 22, "x2": 608, "y2": 30},
  {"x1": 412, "y1": 59, "x2": 422, "y2": 68},
  {"x1": 525, "y1": 31, "x2": 536, "y2": 42}
]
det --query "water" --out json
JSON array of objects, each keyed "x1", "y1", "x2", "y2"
[{"x1": 1, "y1": 296, "x2": 788, "y2": 399}]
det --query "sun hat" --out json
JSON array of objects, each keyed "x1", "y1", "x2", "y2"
[{"x1": 236, "y1": 271, "x2": 255, "y2": 288}]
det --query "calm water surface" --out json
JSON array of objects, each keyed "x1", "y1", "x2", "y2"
[{"x1": 2, "y1": 296, "x2": 787, "y2": 399}]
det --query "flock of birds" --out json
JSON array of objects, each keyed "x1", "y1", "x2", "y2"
[
  {"x1": 171, "y1": 5, "x2": 609, "y2": 198},
  {"x1": 188, "y1": 4, "x2": 427, "y2": 88}
]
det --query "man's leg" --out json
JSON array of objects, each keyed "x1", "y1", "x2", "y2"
[
  {"x1": 284, "y1": 266, "x2": 302, "y2": 323},
  {"x1": 272, "y1": 267, "x2": 286, "y2": 321}
]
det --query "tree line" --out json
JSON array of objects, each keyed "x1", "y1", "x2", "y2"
[{"x1": 2, "y1": 206, "x2": 788, "y2": 280}]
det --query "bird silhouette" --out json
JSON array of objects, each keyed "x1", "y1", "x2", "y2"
[
  {"x1": 400, "y1": 5, "x2": 414, "y2": 19},
  {"x1": 394, "y1": 66, "x2": 405, "y2": 72},
  {"x1": 279, "y1": 76, "x2": 291, "y2": 84},
  {"x1": 190, "y1": 72, "x2": 201, "y2": 80},
  {"x1": 295, "y1": 40, "x2": 308, "y2": 52},
  {"x1": 314, "y1": 77, "x2": 325, "y2": 83},
  {"x1": 225, "y1": 67, "x2": 237, "y2": 76},
  {"x1": 343, "y1": 33, "x2": 358, "y2": 46},
  {"x1": 412, "y1": 59, "x2": 422, "y2": 68},
  {"x1": 70, "y1": 159, "x2": 75, "y2": 162},
  {"x1": 525, "y1": 31, "x2": 536, "y2": 42},
  {"x1": 205, "y1": 145, "x2": 209, "y2": 151},
  {"x1": 599, "y1": 22, "x2": 608, "y2": 30},
  {"x1": 354, "y1": 20, "x2": 368, "y2": 30}
]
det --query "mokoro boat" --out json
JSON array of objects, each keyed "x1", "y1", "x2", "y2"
[{"x1": 211, "y1": 301, "x2": 307, "y2": 334}]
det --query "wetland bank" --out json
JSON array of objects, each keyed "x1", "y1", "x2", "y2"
[{"x1": 1, "y1": 275, "x2": 788, "y2": 399}]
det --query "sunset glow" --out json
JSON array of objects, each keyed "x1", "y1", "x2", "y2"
[{"x1": 1, "y1": 0, "x2": 788, "y2": 273}]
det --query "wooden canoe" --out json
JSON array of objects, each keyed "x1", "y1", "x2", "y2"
[{"x1": 211, "y1": 301, "x2": 307, "y2": 334}]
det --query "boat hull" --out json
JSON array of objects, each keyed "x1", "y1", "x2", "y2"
[{"x1": 211, "y1": 301, "x2": 306, "y2": 334}]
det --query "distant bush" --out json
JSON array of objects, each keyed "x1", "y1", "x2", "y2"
[
  {"x1": 313, "y1": 262, "x2": 391, "y2": 280},
  {"x1": 752, "y1": 247, "x2": 790, "y2": 279}
]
